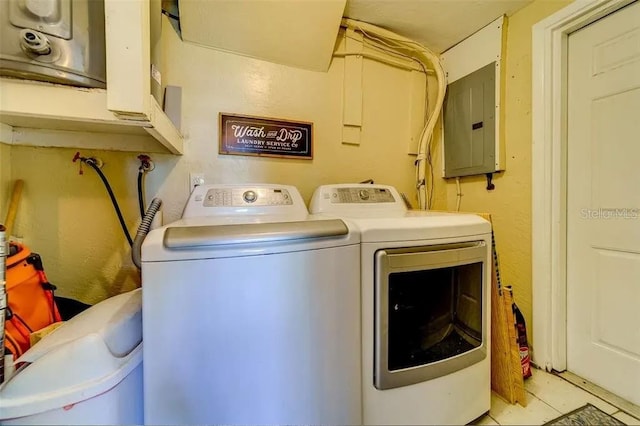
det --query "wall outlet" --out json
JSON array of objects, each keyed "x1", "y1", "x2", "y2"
[{"x1": 189, "y1": 172, "x2": 205, "y2": 191}]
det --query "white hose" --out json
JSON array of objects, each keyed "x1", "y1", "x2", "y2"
[{"x1": 341, "y1": 18, "x2": 447, "y2": 210}]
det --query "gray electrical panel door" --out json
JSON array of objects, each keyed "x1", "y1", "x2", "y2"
[{"x1": 444, "y1": 62, "x2": 496, "y2": 178}]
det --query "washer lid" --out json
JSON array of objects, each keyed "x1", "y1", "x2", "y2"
[
  {"x1": 142, "y1": 217, "x2": 359, "y2": 262},
  {"x1": 164, "y1": 218, "x2": 349, "y2": 249}
]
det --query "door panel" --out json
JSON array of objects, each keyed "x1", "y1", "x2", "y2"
[
  {"x1": 567, "y1": 0, "x2": 640, "y2": 406},
  {"x1": 593, "y1": 249, "x2": 640, "y2": 357}
]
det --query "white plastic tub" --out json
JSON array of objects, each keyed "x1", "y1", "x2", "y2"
[{"x1": 0, "y1": 289, "x2": 143, "y2": 425}]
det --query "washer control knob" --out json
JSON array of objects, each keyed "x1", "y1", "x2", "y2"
[
  {"x1": 358, "y1": 189, "x2": 370, "y2": 201},
  {"x1": 243, "y1": 190, "x2": 257, "y2": 203}
]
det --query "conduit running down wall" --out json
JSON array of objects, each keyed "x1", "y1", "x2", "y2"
[{"x1": 340, "y1": 18, "x2": 447, "y2": 210}]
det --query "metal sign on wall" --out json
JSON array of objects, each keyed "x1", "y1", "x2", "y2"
[{"x1": 219, "y1": 113, "x2": 313, "y2": 159}]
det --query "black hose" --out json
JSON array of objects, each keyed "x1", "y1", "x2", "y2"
[
  {"x1": 137, "y1": 171, "x2": 146, "y2": 219},
  {"x1": 84, "y1": 160, "x2": 134, "y2": 247}
]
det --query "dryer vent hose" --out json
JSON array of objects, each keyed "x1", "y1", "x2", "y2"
[{"x1": 132, "y1": 198, "x2": 162, "y2": 270}]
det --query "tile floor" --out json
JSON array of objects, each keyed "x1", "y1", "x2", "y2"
[{"x1": 475, "y1": 368, "x2": 640, "y2": 425}]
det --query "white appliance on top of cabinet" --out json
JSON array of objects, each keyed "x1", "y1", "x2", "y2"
[
  {"x1": 141, "y1": 184, "x2": 362, "y2": 425},
  {"x1": 310, "y1": 183, "x2": 492, "y2": 425}
]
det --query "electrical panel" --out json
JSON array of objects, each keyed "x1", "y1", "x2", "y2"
[{"x1": 443, "y1": 62, "x2": 496, "y2": 178}]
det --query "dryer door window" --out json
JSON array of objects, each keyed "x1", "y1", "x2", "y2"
[{"x1": 374, "y1": 242, "x2": 488, "y2": 390}]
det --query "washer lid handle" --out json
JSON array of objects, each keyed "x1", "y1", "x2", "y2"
[{"x1": 163, "y1": 219, "x2": 349, "y2": 249}]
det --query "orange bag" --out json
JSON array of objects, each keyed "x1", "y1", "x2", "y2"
[{"x1": 5, "y1": 242, "x2": 61, "y2": 359}]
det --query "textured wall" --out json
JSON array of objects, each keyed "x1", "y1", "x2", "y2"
[
  {"x1": 7, "y1": 19, "x2": 439, "y2": 304},
  {"x1": 9, "y1": 147, "x2": 146, "y2": 303},
  {"x1": 440, "y1": 0, "x2": 573, "y2": 345}
]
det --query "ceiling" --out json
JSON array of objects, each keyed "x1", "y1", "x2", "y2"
[{"x1": 343, "y1": 0, "x2": 533, "y2": 53}]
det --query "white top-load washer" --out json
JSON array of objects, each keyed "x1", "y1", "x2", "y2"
[
  {"x1": 141, "y1": 184, "x2": 362, "y2": 425},
  {"x1": 310, "y1": 184, "x2": 492, "y2": 425}
]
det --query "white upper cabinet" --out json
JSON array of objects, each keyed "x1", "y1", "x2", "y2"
[
  {"x1": 178, "y1": 0, "x2": 346, "y2": 72},
  {"x1": 0, "y1": 0, "x2": 183, "y2": 154}
]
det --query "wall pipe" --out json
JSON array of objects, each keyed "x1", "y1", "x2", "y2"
[
  {"x1": 333, "y1": 51, "x2": 435, "y2": 74},
  {"x1": 340, "y1": 18, "x2": 447, "y2": 210}
]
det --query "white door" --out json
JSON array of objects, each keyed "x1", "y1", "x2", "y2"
[{"x1": 566, "y1": 0, "x2": 640, "y2": 405}]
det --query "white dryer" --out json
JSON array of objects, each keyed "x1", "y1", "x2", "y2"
[
  {"x1": 310, "y1": 184, "x2": 492, "y2": 425},
  {"x1": 141, "y1": 184, "x2": 361, "y2": 425}
]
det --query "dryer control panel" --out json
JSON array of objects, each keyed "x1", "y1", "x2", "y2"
[
  {"x1": 331, "y1": 187, "x2": 396, "y2": 204},
  {"x1": 309, "y1": 184, "x2": 408, "y2": 214}
]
